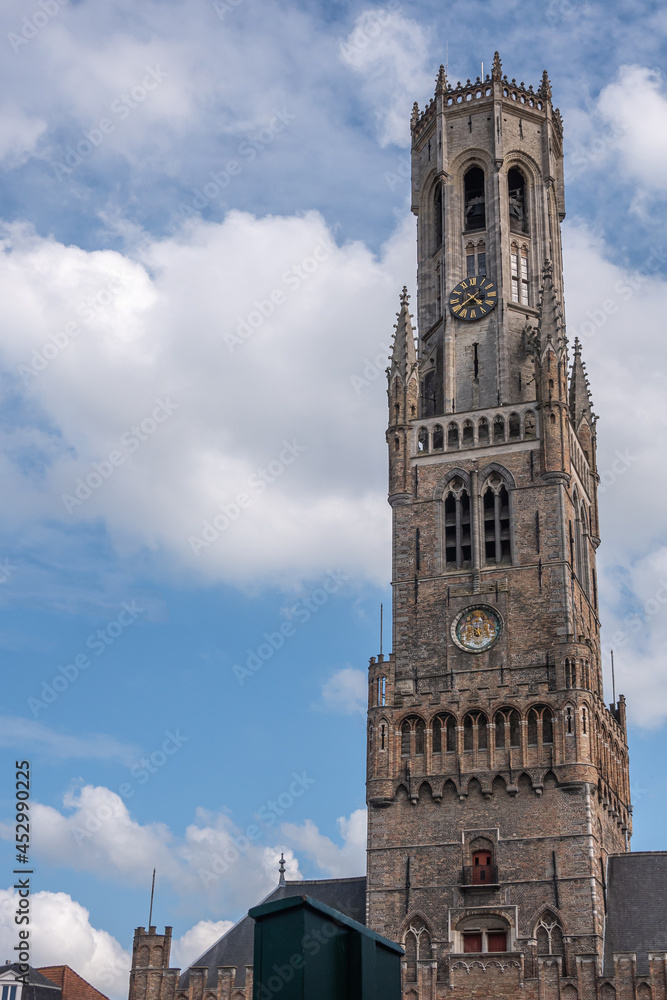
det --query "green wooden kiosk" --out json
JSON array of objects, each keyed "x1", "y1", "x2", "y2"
[{"x1": 249, "y1": 894, "x2": 403, "y2": 1000}]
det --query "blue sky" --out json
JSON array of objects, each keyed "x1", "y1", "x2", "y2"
[{"x1": 1, "y1": 0, "x2": 667, "y2": 994}]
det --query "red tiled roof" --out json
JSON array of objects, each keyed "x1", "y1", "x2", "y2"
[{"x1": 35, "y1": 967, "x2": 110, "y2": 1000}]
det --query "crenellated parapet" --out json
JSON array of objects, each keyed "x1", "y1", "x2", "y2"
[{"x1": 411, "y1": 53, "x2": 563, "y2": 146}]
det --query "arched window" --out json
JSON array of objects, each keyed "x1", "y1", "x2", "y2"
[
  {"x1": 434, "y1": 184, "x2": 443, "y2": 250},
  {"x1": 401, "y1": 716, "x2": 425, "y2": 757},
  {"x1": 509, "y1": 412, "x2": 521, "y2": 440},
  {"x1": 524, "y1": 410, "x2": 536, "y2": 439},
  {"x1": 444, "y1": 478, "x2": 472, "y2": 569},
  {"x1": 380, "y1": 721, "x2": 387, "y2": 750},
  {"x1": 415, "y1": 719, "x2": 425, "y2": 755},
  {"x1": 495, "y1": 707, "x2": 521, "y2": 748},
  {"x1": 508, "y1": 167, "x2": 528, "y2": 234},
  {"x1": 493, "y1": 415, "x2": 505, "y2": 442},
  {"x1": 565, "y1": 706, "x2": 573, "y2": 735},
  {"x1": 458, "y1": 916, "x2": 508, "y2": 953},
  {"x1": 462, "y1": 420, "x2": 474, "y2": 446},
  {"x1": 447, "y1": 422, "x2": 459, "y2": 449},
  {"x1": 417, "y1": 427, "x2": 429, "y2": 452},
  {"x1": 404, "y1": 920, "x2": 431, "y2": 981},
  {"x1": 543, "y1": 707, "x2": 554, "y2": 744},
  {"x1": 483, "y1": 476, "x2": 511, "y2": 564},
  {"x1": 463, "y1": 712, "x2": 487, "y2": 752},
  {"x1": 432, "y1": 424, "x2": 444, "y2": 450},
  {"x1": 478, "y1": 417, "x2": 490, "y2": 445},
  {"x1": 433, "y1": 714, "x2": 456, "y2": 754},
  {"x1": 464, "y1": 166, "x2": 486, "y2": 231},
  {"x1": 536, "y1": 912, "x2": 564, "y2": 955},
  {"x1": 377, "y1": 675, "x2": 386, "y2": 706},
  {"x1": 527, "y1": 709, "x2": 538, "y2": 746},
  {"x1": 577, "y1": 501, "x2": 591, "y2": 597}
]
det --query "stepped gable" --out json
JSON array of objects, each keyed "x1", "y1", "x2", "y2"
[{"x1": 178, "y1": 877, "x2": 366, "y2": 989}]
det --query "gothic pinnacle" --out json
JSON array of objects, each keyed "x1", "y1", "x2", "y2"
[
  {"x1": 492, "y1": 51, "x2": 502, "y2": 81},
  {"x1": 436, "y1": 64, "x2": 447, "y2": 94},
  {"x1": 539, "y1": 69, "x2": 552, "y2": 100},
  {"x1": 389, "y1": 286, "x2": 417, "y2": 382},
  {"x1": 569, "y1": 336, "x2": 594, "y2": 425}
]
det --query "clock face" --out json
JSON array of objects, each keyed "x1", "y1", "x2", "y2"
[
  {"x1": 449, "y1": 276, "x2": 498, "y2": 321},
  {"x1": 451, "y1": 606, "x2": 502, "y2": 653}
]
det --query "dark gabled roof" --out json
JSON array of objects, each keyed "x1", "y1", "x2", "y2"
[
  {"x1": 179, "y1": 877, "x2": 366, "y2": 989},
  {"x1": 1, "y1": 966, "x2": 59, "y2": 989},
  {"x1": 1, "y1": 964, "x2": 61, "y2": 1000},
  {"x1": 604, "y1": 852, "x2": 667, "y2": 975}
]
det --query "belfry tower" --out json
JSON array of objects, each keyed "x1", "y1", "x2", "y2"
[{"x1": 366, "y1": 54, "x2": 632, "y2": 999}]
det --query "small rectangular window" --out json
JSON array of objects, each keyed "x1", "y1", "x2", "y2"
[
  {"x1": 464, "y1": 933, "x2": 482, "y2": 953},
  {"x1": 488, "y1": 932, "x2": 507, "y2": 953},
  {"x1": 477, "y1": 252, "x2": 486, "y2": 275}
]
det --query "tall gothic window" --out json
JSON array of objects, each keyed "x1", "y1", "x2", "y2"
[
  {"x1": 483, "y1": 476, "x2": 511, "y2": 564},
  {"x1": 508, "y1": 167, "x2": 528, "y2": 233},
  {"x1": 463, "y1": 712, "x2": 488, "y2": 751},
  {"x1": 511, "y1": 243, "x2": 529, "y2": 304},
  {"x1": 464, "y1": 167, "x2": 486, "y2": 231},
  {"x1": 433, "y1": 713, "x2": 456, "y2": 754},
  {"x1": 495, "y1": 708, "x2": 521, "y2": 749},
  {"x1": 434, "y1": 184, "x2": 443, "y2": 250},
  {"x1": 444, "y1": 478, "x2": 472, "y2": 569}
]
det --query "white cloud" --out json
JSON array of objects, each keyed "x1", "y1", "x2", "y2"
[
  {"x1": 0, "y1": 889, "x2": 242, "y2": 1000},
  {"x1": 22, "y1": 785, "x2": 312, "y2": 915},
  {"x1": 321, "y1": 667, "x2": 367, "y2": 715},
  {"x1": 0, "y1": 101, "x2": 46, "y2": 168},
  {"x1": 562, "y1": 221, "x2": 667, "y2": 724},
  {"x1": 339, "y1": 9, "x2": 434, "y2": 146},
  {"x1": 170, "y1": 919, "x2": 233, "y2": 970},
  {"x1": 596, "y1": 65, "x2": 667, "y2": 193},
  {"x1": 0, "y1": 210, "x2": 414, "y2": 593},
  {"x1": 281, "y1": 807, "x2": 367, "y2": 878},
  {"x1": 0, "y1": 717, "x2": 139, "y2": 763},
  {"x1": 0, "y1": 888, "x2": 130, "y2": 1000}
]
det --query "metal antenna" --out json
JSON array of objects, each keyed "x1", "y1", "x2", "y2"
[
  {"x1": 148, "y1": 869, "x2": 156, "y2": 927},
  {"x1": 380, "y1": 603, "x2": 383, "y2": 655}
]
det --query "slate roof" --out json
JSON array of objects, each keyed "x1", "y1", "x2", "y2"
[
  {"x1": 604, "y1": 852, "x2": 667, "y2": 975},
  {"x1": 1, "y1": 964, "x2": 60, "y2": 1000},
  {"x1": 179, "y1": 877, "x2": 366, "y2": 989}
]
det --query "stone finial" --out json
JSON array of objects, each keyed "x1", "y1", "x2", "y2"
[
  {"x1": 436, "y1": 64, "x2": 447, "y2": 94},
  {"x1": 278, "y1": 853, "x2": 286, "y2": 886},
  {"x1": 492, "y1": 51, "x2": 502, "y2": 81},
  {"x1": 539, "y1": 69, "x2": 552, "y2": 100},
  {"x1": 410, "y1": 101, "x2": 420, "y2": 128}
]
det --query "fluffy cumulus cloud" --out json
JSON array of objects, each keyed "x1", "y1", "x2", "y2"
[
  {"x1": 562, "y1": 222, "x2": 667, "y2": 724},
  {"x1": 281, "y1": 807, "x2": 366, "y2": 878},
  {"x1": 0, "y1": 210, "x2": 414, "y2": 592},
  {"x1": 0, "y1": 888, "x2": 236, "y2": 1000},
  {"x1": 20, "y1": 784, "x2": 363, "y2": 909},
  {"x1": 339, "y1": 7, "x2": 435, "y2": 146},
  {"x1": 170, "y1": 919, "x2": 234, "y2": 969},
  {"x1": 596, "y1": 65, "x2": 667, "y2": 193},
  {"x1": 0, "y1": 888, "x2": 130, "y2": 999}
]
